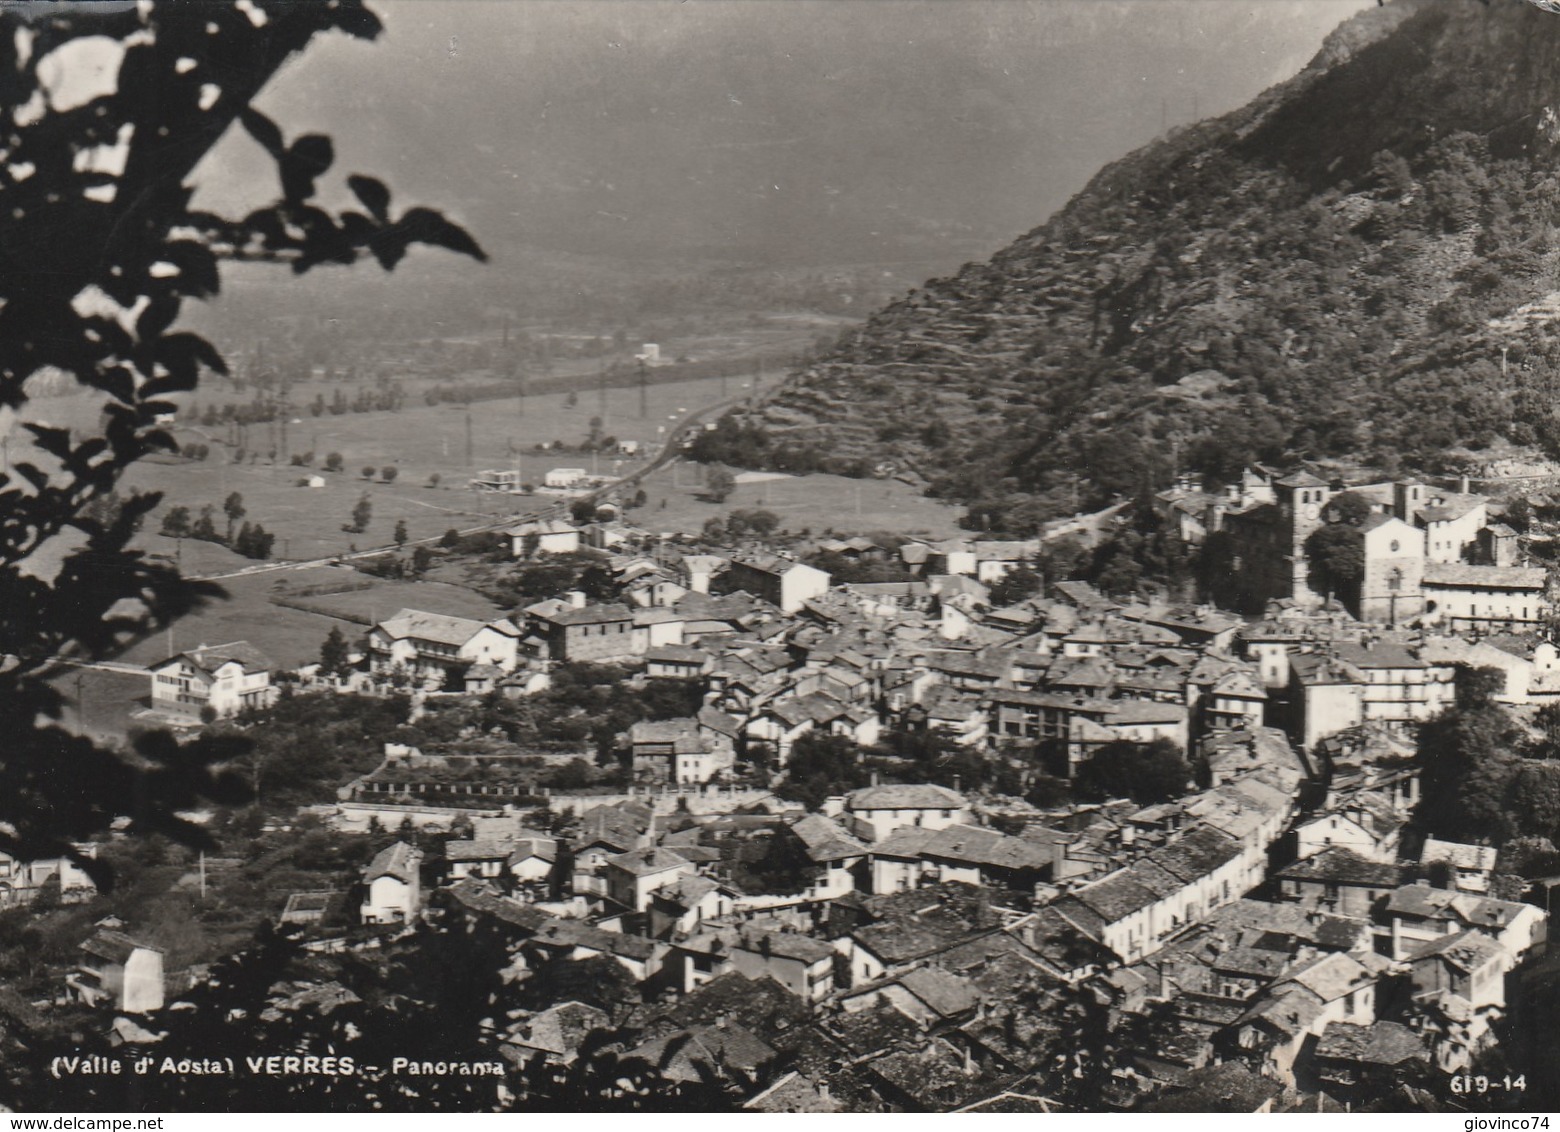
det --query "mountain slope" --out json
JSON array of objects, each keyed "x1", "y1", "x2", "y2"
[{"x1": 743, "y1": 0, "x2": 1560, "y2": 533}]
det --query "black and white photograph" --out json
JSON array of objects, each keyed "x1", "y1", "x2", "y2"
[{"x1": 2, "y1": 0, "x2": 1559, "y2": 1115}]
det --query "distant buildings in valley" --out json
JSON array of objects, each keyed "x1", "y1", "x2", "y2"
[{"x1": 55, "y1": 455, "x2": 1560, "y2": 1110}]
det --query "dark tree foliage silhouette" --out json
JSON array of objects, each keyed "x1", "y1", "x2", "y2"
[
  {"x1": 0, "y1": 0, "x2": 484, "y2": 886},
  {"x1": 1073, "y1": 738, "x2": 1192, "y2": 805}
]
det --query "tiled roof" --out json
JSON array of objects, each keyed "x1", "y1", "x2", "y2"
[
  {"x1": 1452, "y1": 894, "x2": 1532, "y2": 931},
  {"x1": 1236, "y1": 984, "x2": 1327, "y2": 1037},
  {"x1": 853, "y1": 911, "x2": 982, "y2": 966},
  {"x1": 645, "y1": 644, "x2": 708, "y2": 664},
  {"x1": 181, "y1": 639, "x2": 274, "y2": 676},
  {"x1": 530, "y1": 917, "x2": 660, "y2": 962},
  {"x1": 1211, "y1": 669, "x2": 1267, "y2": 699},
  {"x1": 697, "y1": 705, "x2": 743, "y2": 739},
  {"x1": 546, "y1": 602, "x2": 636, "y2": 626},
  {"x1": 626, "y1": 1022, "x2": 776, "y2": 1083},
  {"x1": 1384, "y1": 883, "x2": 1461, "y2": 920},
  {"x1": 1417, "y1": 492, "x2": 1486, "y2": 524},
  {"x1": 629, "y1": 718, "x2": 702, "y2": 747},
  {"x1": 1290, "y1": 652, "x2": 1367, "y2": 685},
  {"x1": 376, "y1": 608, "x2": 487, "y2": 647},
  {"x1": 788, "y1": 813, "x2": 869, "y2": 862},
  {"x1": 654, "y1": 874, "x2": 720, "y2": 910},
  {"x1": 1209, "y1": 946, "x2": 1290, "y2": 980},
  {"x1": 576, "y1": 803, "x2": 650, "y2": 852},
  {"x1": 920, "y1": 825, "x2": 1054, "y2": 871},
  {"x1": 1409, "y1": 929, "x2": 1507, "y2": 972},
  {"x1": 364, "y1": 840, "x2": 420, "y2": 884},
  {"x1": 1107, "y1": 699, "x2": 1189, "y2": 726},
  {"x1": 1423, "y1": 562, "x2": 1546, "y2": 589},
  {"x1": 1069, "y1": 871, "x2": 1163, "y2": 922},
  {"x1": 1314, "y1": 1020, "x2": 1429, "y2": 1067},
  {"x1": 1148, "y1": 827, "x2": 1241, "y2": 884},
  {"x1": 847, "y1": 783, "x2": 967, "y2": 811},
  {"x1": 1206, "y1": 899, "x2": 1369, "y2": 952},
  {"x1": 1278, "y1": 846, "x2": 1402, "y2": 888},
  {"x1": 1421, "y1": 838, "x2": 1497, "y2": 872},
  {"x1": 1332, "y1": 642, "x2": 1425, "y2": 670},
  {"x1": 1050, "y1": 896, "x2": 1107, "y2": 938},
  {"x1": 1146, "y1": 1060, "x2": 1283, "y2": 1112},
  {"x1": 895, "y1": 966, "x2": 979, "y2": 1017},
  {"x1": 870, "y1": 826, "x2": 939, "y2": 859},
  {"x1": 735, "y1": 928, "x2": 834, "y2": 965},
  {"x1": 1360, "y1": 512, "x2": 1408, "y2": 534},
  {"x1": 731, "y1": 552, "x2": 817, "y2": 577},
  {"x1": 744, "y1": 1072, "x2": 842, "y2": 1113},
  {"x1": 80, "y1": 930, "x2": 158, "y2": 965},
  {"x1": 444, "y1": 839, "x2": 519, "y2": 862},
  {"x1": 442, "y1": 880, "x2": 551, "y2": 932},
  {"x1": 604, "y1": 846, "x2": 690, "y2": 877},
  {"x1": 507, "y1": 1000, "x2": 610, "y2": 1057},
  {"x1": 508, "y1": 836, "x2": 558, "y2": 865},
  {"x1": 1284, "y1": 951, "x2": 1372, "y2": 1003}
]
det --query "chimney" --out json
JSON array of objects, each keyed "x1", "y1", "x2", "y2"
[
  {"x1": 1459, "y1": 474, "x2": 1471, "y2": 495},
  {"x1": 870, "y1": 771, "x2": 879, "y2": 787},
  {"x1": 566, "y1": 590, "x2": 587, "y2": 609}
]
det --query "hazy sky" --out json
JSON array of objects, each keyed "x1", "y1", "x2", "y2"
[{"x1": 198, "y1": 0, "x2": 1374, "y2": 276}]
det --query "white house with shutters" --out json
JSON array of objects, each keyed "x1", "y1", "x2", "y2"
[
  {"x1": 368, "y1": 609, "x2": 523, "y2": 686},
  {"x1": 150, "y1": 641, "x2": 277, "y2": 719}
]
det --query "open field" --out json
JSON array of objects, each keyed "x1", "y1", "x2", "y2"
[
  {"x1": 266, "y1": 567, "x2": 506, "y2": 626},
  {"x1": 49, "y1": 568, "x2": 508, "y2": 741},
  {"x1": 107, "y1": 568, "x2": 507, "y2": 672},
  {"x1": 20, "y1": 373, "x2": 746, "y2": 574},
  {"x1": 53, "y1": 668, "x2": 151, "y2": 746},
  {"x1": 20, "y1": 372, "x2": 742, "y2": 742},
  {"x1": 624, "y1": 462, "x2": 969, "y2": 541}
]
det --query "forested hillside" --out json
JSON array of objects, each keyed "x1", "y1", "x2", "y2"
[{"x1": 733, "y1": 0, "x2": 1560, "y2": 534}]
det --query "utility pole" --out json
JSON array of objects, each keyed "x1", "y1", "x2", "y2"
[
  {"x1": 638, "y1": 357, "x2": 649, "y2": 420},
  {"x1": 598, "y1": 361, "x2": 608, "y2": 424},
  {"x1": 465, "y1": 407, "x2": 474, "y2": 469}
]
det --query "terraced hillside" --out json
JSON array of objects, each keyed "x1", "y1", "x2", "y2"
[{"x1": 739, "y1": 0, "x2": 1560, "y2": 534}]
